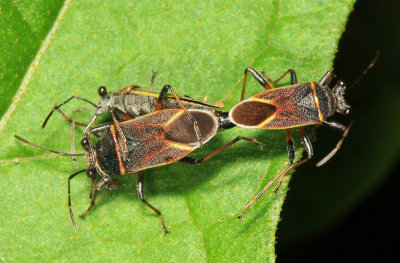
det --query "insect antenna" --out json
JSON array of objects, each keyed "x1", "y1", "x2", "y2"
[
  {"x1": 14, "y1": 135, "x2": 85, "y2": 156},
  {"x1": 349, "y1": 51, "x2": 380, "y2": 90}
]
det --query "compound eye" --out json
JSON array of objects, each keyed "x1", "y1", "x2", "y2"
[
  {"x1": 338, "y1": 80, "x2": 346, "y2": 87},
  {"x1": 86, "y1": 168, "x2": 97, "y2": 179},
  {"x1": 81, "y1": 137, "x2": 89, "y2": 147},
  {"x1": 344, "y1": 107, "x2": 352, "y2": 116},
  {"x1": 98, "y1": 86, "x2": 108, "y2": 97}
]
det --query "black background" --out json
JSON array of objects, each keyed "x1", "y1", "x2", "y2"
[{"x1": 277, "y1": 0, "x2": 399, "y2": 262}]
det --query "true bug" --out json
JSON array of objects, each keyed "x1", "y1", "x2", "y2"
[
  {"x1": 15, "y1": 85, "x2": 262, "y2": 233},
  {"x1": 41, "y1": 73, "x2": 221, "y2": 163},
  {"x1": 41, "y1": 73, "x2": 222, "y2": 167},
  {"x1": 230, "y1": 67, "x2": 353, "y2": 218},
  {"x1": 231, "y1": 53, "x2": 378, "y2": 218},
  {"x1": 42, "y1": 72, "x2": 221, "y2": 129}
]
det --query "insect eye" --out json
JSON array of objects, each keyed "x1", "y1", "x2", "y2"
[
  {"x1": 98, "y1": 86, "x2": 108, "y2": 97},
  {"x1": 86, "y1": 168, "x2": 96, "y2": 179},
  {"x1": 81, "y1": 137, "x2": 89, "y2": 147},
  {"x1": 344, "y1": 108, "x2": 352, "y2": 116},
  {"x1": 137, "y1": 107, "x2": 141, "y2": 112}
]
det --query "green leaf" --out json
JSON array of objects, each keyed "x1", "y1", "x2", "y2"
[
  {"x1": 0, "y1": 0, "x2": 354, "y2": 262},
  {"x1": 0, "y1": 0, "x2": 65, "y2": 118}
]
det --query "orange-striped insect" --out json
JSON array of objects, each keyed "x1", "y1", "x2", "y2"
[
  {"x1": 231, "y1": 53, "x2": 378, "y2": 218},
  {"x1": 231, "y1": 67, "x2": 353, "y2": 219},
  {"x1": 41, "y1": 73, "x2": 222, "y2": 168},
  {"x1": 15, "y1": 84, "x2": 262, "y2": 233}
]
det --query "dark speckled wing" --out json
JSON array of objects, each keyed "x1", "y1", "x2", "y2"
[
  {"x1": 114, "y1": 109, "x2": 194, "y2": 173},
  {"x1": 113, "y1": 109, "x2": 218, "y2": 174}
]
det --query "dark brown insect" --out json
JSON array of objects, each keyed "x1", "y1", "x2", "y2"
[
  {"x1": 15, "y1": 85, "x2": 262, "y2": 233},
  {"x1": 230, "y1": 56, "x2": 380, "y2": 218},
  {"x1": 41, "y1": 73, "x2": 222, "y2": 167}
]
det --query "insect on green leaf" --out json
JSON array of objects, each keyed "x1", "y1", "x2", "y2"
[{"x1": 0, "y1": 0, "x2": 355, "y2": 262}]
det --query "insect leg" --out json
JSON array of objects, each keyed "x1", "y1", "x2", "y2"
[
  {"x1": 241, "y1": 67, "x2": 272, "y2": 101},
  {"x1": 14, "y1": 135, "x2": 85, "y2": 156},
  {"x1": 71, "y1": 108, "x2": 95, "y2": 168},
  {"x1": 79, "y1": 189, "x2": 97, "y2": 220},
  {"x1": 67, "y1": 169, "x2": 87, "y2": 230},
  {"x1": 49, "y1": 108, "x2": 87, "y2": 127},
  {"x1": 241, "y1": 67, "x2": 297, "y2": 101},
  {"x1": 261, "y1": 69, "x2": 297, "y2": 86},
  {"x1": 150, "y1": 70, "x2": 157, "y2": 91},
  {"x1": 86, "y1": 168, "x2": 97, "y2": 199},
  {"x1": 274, "y1": 127, "x2": 313, "y2": 193},
  {"x1": 156, "y1": 84, "x2": 203, "y2": 146},
  {"x1": 318, "y1": 71, "x2": 334, "y2": 86},
  {"x1": 42, "y1": 95, "x2": 96, "y2": 128},
  {"x1": 179, "y1": 136, "x2": 263, "y2": 165},
  {"x1": 79, "y1": 175, "x2": 108, "y2": 220},
  {"x1": 238, "y1": 129, "x2": 295, "y2": 219},
  {"x1": 137, "y1": 171, "x2": 169, "y2": 234},
  {"x1": 316, "y1": 121, "x2": 353, "y2": 167}
]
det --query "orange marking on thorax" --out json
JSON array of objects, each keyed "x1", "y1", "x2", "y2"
[{"x1": 310, "y1": 82, "x2": 324, "y2": 122}]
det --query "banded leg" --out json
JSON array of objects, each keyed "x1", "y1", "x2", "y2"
[
  {"x1": 180, "y1": 136, "x2": 263, "y2": 165},
  {"x1": 238, "y1": 129, "x2": 295, "y2": 219},
  {"x1": 137, "y1": 171, "x2": 169, "y2": 234},
  {"x1": 241, "y1": 67, "x2": 298, "y2": 101},
  {"x1": 67, "y1": 169, "x2": 87, "y2": 230},
  {"x1": 273, "y1": 127, "x2": 313, "y2": 193},
  {"x1": 318, "y1": 71, "x2": 334, "y2": 86}
]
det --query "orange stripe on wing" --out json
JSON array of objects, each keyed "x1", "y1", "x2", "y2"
[
  {"x1": 164, "y1": 110, "x2": 184, "y2": 127},
  {"x1": 246, "y1": 98, "x2": 279, "y2": 128},
  {"x1": 257, "y1": 111, "x2": 278, "y2": 128},
  {"x1": 138, "y1": 140, "x2": 195, "y2": 170},
  {"x1": 250, "y1": 97, "x2": 274, "y2": 104},
  {"x1": 109, "y1": 125, "x2": 126, "y2": 175}
]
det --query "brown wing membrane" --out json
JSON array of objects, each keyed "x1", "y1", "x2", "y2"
[
  {"x1": 230, "y1": 100, "x2": 277, "y2": 127},
  {"x1": 165, "y1": 110, "x2": 218, "y2": 145}
]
